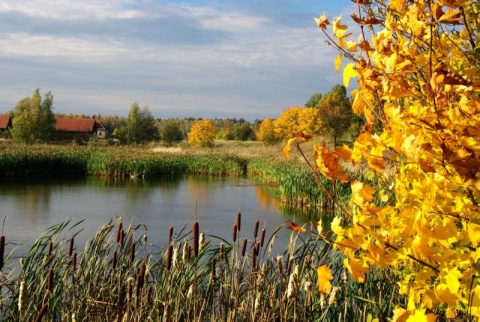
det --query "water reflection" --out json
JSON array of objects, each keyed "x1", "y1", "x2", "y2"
[{"x1": 0, "y1": 176, "x2": 302, "y2": 255}]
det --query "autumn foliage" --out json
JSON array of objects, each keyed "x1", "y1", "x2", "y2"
[
  {"x1": 188, "y1": 119, "x2": 217, "y2": 147},
  {"x1": 288, "y1": 0, "x2": 480, "y2": 320}
]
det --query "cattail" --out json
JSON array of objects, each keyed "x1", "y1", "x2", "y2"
[
  {"x1": 47, "y1": 241, "x2": 53, "y2": 257},
  {"x1": 328, "y1": 286, "x2": 341, "y2": 305},
  {"x1": 71, "y1": 252, "x2": 77, "y2": 271},
  {"x1": 172, "y1": 246, "x2": 178, "y2": 268},
  {"x1": 18, "y1": 280, "x2": 26, "y2": 317},
  {"x1": 117, "y1": 222, "x2": 123, "y2": 243},
  {"x1": 199, "y1": 232, "x2": 206, "y2": 253},
  {"x1": 146, "y1": 286, "x2": 152, "y2": 304},
  {"x1": 260, "y1": 229, "x2": 266, "y2": 248},
  {"x1": 232, "y1": 224, "x2": 237, "y2": 243},
  {"x1": 236, "y1": 212, "x2": 241, "y2": 231},
  {"x1": 168, "y1": 226, "x2": 174, "y2": 245},
  {"x1": 276, "y1": 255, "x2": 284, "y2": 275},
  {"x1": 210, "y1": 258, "x2": 216, "y2": 284},
  {"x1": 166, "y1": 244, "x2": 173, "y2": 270},
  {"x1": 138, "y1": 262, "x2": 146, "y2": 289},
  {"x1": 219, "y1": 243, "x2": 224, "y2": 260},
  {"x1": 34, "y1": 303, "x2": 48, "y2": 322},
  {"x1": 192, "y1": 222, "x2": 199, "y2": 257},
  {"x1": 130, "y1": 243, "x2": 135, "y2": 267},
  {"x1": 305, "y1": 281, "x2": 313, "y2": 293},
  {"x1": 252, "y1": 247, "x2": 257, "y2": 269},
  {"x1": 135, "y1": 275, "x2": 142, "y2": 298},
  {"x1": 241, "y1": 239, "x2": 247, "y2": 257},
  {"x1": 47, "y1": 268, "x2": 54, "y2": 292},
  {"x1": 142, "y1": 233, "x2": 148, "y2": 246},
  {"x1": 286, "y1": 265, "x2": 298, "y2": 299},
  {"x1": 253, "y1": 221, "x2": 259, "y2": 238},
  {"x1": 127, "y1": 276, "x2": 134, "y2": 303},
  {"x1": 69, "y1": 237, "x2": 74, "y2": 257},
  {"x1": 119, "y1": 229, "x2": 124, "y2": 249},
  {"x1": 182, "y1": 242, "x2": 190, "y2": 263},
  {"x1": 0, "y1": 235, "x2": 5, "y2": 270},
  {"x1": 112, "y1": 251, "x2": 117, "y2": 270}
]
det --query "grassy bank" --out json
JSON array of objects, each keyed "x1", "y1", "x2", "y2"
[{"x1": 0, "y1": 217, "x2": 403, "y2": 321}]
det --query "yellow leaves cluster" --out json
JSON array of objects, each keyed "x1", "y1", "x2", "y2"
[{"x1": 313, "y1": 0, "x2": 480, "y2": 319}]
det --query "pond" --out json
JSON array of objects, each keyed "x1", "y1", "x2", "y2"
[{"x1": 0, "y1": 176, "x2": 311, "y2": 257}]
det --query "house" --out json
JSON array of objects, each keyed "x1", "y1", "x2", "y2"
[
  {"x1": 55, "y1": 118, "x2": 108, "y2": 139},
  {"x1": 0, "y1": 115, "x2": 12, "y2": 133}
]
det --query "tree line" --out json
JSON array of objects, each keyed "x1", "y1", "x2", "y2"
[{"x1": 1, "y1": 85, "x2": 358, "y2": 147}]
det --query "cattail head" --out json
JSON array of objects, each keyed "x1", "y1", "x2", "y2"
[
  {"x1": 192, "y1": 222, "x2": 199, "y2": 257},
  {"x1": 199, "y1": 232, "x2": 206, "y2": 253},
  {"x1": 328, "y1": 286, "x2": 341, "y2": 306},
  {"x1": 236, "y1": 212, "x2": 241, "y2": 231},
  {"x1": 219, "y1": 243, "x2": 224, "y2": 260},
  {"x1": 253, "y1": 221, "x2": 259, "y2": 238},
  {"x1": 241, "y1": 239, "x2": 247, "y2": 257},
  {"x1": 18, "y1": 280, "x2": 26, "y2": 317},
  {"x1": 232, "y1": 224, "x2": 237, "y2": 243},
  {"x1": 117, "y1": 222, "x2": 123, "y2": 243},
  {"x1": 47, "y1": 268, "x2": 54, "y2": 292},
  {"x1": 112, "y1": 251, "x2": 118, "y2": 270},
  {"x1": 172, "y1": 246, "x2": 179, "y2": 268},
  {"x1": 69, "y1": 237, "x2": 74, "y2": 257},
  {"x1": 126, "y1": 276, "x2": 134, "y2": 303},
  {"x1": 210, "y1": 258, "x2": 216, "y2": 284},
  {"x1": 0, "y1": 235, "x2": 5, "y2": 271},
  {"x1": 260, "y1": 228, "x2": 266, "y2": 248},
  {"x1": 130, "y1": 243, "x2": 135, "y2": 268},
  {"x1": 119, "y1": 229, "x2": 124, "y2": 249},
  {"x1": 143, "y1": 233, "x2": 148, "y2": 246},
  {"x1": 305, "y1": 281, "x2": 313, "y2": 293},
  {"x1": 182, "y1": 242, "x2": 190, "y2": 263},
  {"x1": 286, "y1": 264, "x2": 299, "y2": 299},
  {"x1": 71, "y1": 252, "x2": 77, "y2": 271},
  {"x1": 166, "y1": 244, "x2": 173, "y2": 271},
  {"x1": 168, "y1": 226, "x2": 174, "y2": 245},
  {"x1": 276, "y1": 255, "x2": 284, "y2": 275}
]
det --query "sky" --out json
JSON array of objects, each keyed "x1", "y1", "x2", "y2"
[{"x1": 0, "y1": 0, "x2": 356, "y2": 121}]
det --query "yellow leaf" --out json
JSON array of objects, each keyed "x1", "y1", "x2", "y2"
[
  {"x1": 343, "y1": 63, "x2": 357, "y2": 88},
  {"x1": 435, "y1": 284, "x2": 459, "y2": 306},
  {"x1": 331, "y1": 216, "x2": 343, "y2": 236},
  {"x1": 445, "y1": 267, "x2": 462, "y2": 294},
  {"x1": 468, "y1": 223, "x2": 480, "y2": 247},
  {"x1": 438, "y1": 9, "x2": 462, "y2": 25},
  {"x1": 317, "y1": 265, "x2": 333, "y2": 294},
  {"x1": 405, "y1": 309, "x2": 437, "y2": 322},
  {"x1": 350, "y1": 181, "x2": 376, "y2": 206},
  {"x1": 335, "y1": 54, "x2": 342, "y2": 73},
  {"x1": 332, "y1": 16, "x2": 349, "y2": 39},
  {"x1": 283, "y1": 138, "x2": 295, "y2": 159},
  {"x1": 344, "y1": 257, "x2": 369, "y2": 283},
  {"x1": 391, "y1": 307, "x2": 411, "y2": 322},
  {"x1": 314, "y1": 13, "x2": 330, "y2": 30}
]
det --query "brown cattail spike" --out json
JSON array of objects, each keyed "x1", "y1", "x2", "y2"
[
  {"x1": 119, "y1": 229, "x2": 124, "y2": 249},
  {"x1": 241, "y1": 239, "x2": 247, "y2": 257},
  {"x1": 72, "y1": 252, "x2": 77, "y2": 271},
  {"x1": 130, "y1": 243, "x2": 135, "y2": 268},
  {"x1": 166, "y1": 244, "x2": 173, "y2": 271},
  {"x1": 112, "y1": 251, "x2": 117, "y2": 270},
  {"x1": 193, "y1": 222, "x2": 199, "y2": 258},
  {"x1": 168, "y1": 226, "x2": 174, "y2": 245},
  {"x1": 117, "y1": 222, "x2": 123, "y2": 243},
  {"x1": 260, "y1": 229, "x2": 266, "y2": 248},
  {"x1": 69, "y1": 237, "x2": 74, "y2": 257},
  {"x1": 34, "y1": 303, "x2": 48, "y2": 322},
  {"x1": 236, "y1": 212, "x2": 241, "y2": 231},
  {"x1": 0, "y1": 235, "x2": 5, "y2": 271},
  {"x1": 253, "y1": 221, "x2": 259, "y2": 238},
  {"x1": 232, "y1": 224, "x2": 237, "y2": 243}
]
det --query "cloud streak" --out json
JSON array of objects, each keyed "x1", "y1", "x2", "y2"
[{"x1": 0, "y1": 0, "x2": 354, "y2": 120}]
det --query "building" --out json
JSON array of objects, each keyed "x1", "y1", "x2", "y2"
[
  {"x1": 55, "y1": 118, "x2": 108, "y2": 139},
  {"x1": 0, "y1": 115, "x2": 12, "y2": 133}
]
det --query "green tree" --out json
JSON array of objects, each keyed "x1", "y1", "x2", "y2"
[
  {"x1": 233, "y1": 123, "x2": 254, "y2": 141},
  {"x1": 124, "y1": 103, "x2": 158, "y2": 144},
  {"x1": 305, "y1": 93, "x2": 322, "y2": 108},
  {"x1": 11, "y1": 88, "x2": 55, "y2": 143},
  {"x1": 160, "y1": 119, "x2": 183, "y2": 146},
  {"x1": 188, "y1": 119, "x2": 216, "y2": 147},
  {"x1": 316, "y1": 85, "x2": 353, "y2": 146}
]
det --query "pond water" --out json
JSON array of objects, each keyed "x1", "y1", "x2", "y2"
[{"x1": 0, "y1": 176, "x2": 309, "y2": 256}]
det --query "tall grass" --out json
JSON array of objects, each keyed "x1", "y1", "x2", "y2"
[{"x1": 0, "y1": 216, "x2": 405, "y2": 321}]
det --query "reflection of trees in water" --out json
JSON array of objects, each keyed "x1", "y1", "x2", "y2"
[
  {"x1": 185, "y1": 176, "x2": 225, "y2": 206},
  {"x1": 1, "y1": 183, "x2": 53, "y2": 223},
  {"x1": 86, "y1": 176, "x2": 182, "y2": 200},
  {"x1": 254, "y1": 185, "x2": 281, "y2": 212}
]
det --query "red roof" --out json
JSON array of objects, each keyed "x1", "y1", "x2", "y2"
[
  {"x1": 55, "y1": 118, "x2": 96, "y2": 133},
  {"x1": 0, "y1": 116, "x2": 11, "y2": 129}
]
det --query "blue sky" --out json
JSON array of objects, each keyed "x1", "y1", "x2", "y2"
[{"x1": 0, "y1": 0, "x2": 355, "y2": 121}]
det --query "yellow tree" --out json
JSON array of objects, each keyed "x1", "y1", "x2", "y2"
[
  {"x1": 188, "y1": 119, "x2": 217, "y2": 147},
  {"x1": 274, "y1": 106, "x2": 321, "y2": 139},
  {"x1": 256, "y1": 118, "x2": 281, "y2": 145},
  {"x1": 287, "y1": 1, "x2": 480, "y2": 320}
]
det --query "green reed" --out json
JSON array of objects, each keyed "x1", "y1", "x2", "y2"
[{"x1": 0, "y1": 215, "x2": 406, "y2": 322}]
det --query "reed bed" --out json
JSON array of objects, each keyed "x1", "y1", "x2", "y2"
[
  {"x1": 0, "y1": 215, "x2": 404, "y2": 321},
  {"x1": 0, "y1": 145, "x2": 246, "y2": 179}
]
